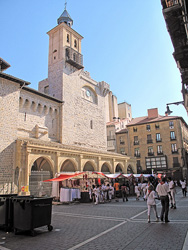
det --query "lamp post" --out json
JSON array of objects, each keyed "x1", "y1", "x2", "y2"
[{"x1": 165, "y1": 101, "x2": 184, "y2": 115}]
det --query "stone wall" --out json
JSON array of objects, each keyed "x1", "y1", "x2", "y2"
[
  {"x1": 0, "y1": 78, "x2": 19, "y2": 183},
  {"x1": 18, "y1": 89, "x2": 61, "y2": 142},
  {"x1": 62, "y1": 71, "x2": 107, "y2": 150}
]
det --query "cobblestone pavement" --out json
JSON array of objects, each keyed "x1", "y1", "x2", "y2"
[{"x1": 0, "y1": 187, "x2": 187, "y2": 250}]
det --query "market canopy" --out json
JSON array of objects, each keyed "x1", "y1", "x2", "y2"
[
  {"x1": 43, "y1": 171, "x2": 105, "y2": 182},
  {"x1": 43, "y1": 171, "x2": 153, "y2": 182}
]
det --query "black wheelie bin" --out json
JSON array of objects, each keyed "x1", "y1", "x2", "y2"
[
  {"x1": 12, "y1": 196, "x2": 53, "y2": 236},
  {"x1": 0, "y1": 194, "x2": 17, "y2": 231}
]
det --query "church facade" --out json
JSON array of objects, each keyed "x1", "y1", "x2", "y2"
[{"x1": 0, "y1": 8, "x2": 136, "y2": 195}]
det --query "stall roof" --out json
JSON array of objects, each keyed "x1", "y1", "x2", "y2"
[
  {"x1": 43, "y1": 171, "x2": 105, "y2": 182},
  {"x1": 43, "y1": 172, "x2": 84, "y2": 182},
  {"x1": 43, "y1": 172, "x2": 153, "y2": 182}
]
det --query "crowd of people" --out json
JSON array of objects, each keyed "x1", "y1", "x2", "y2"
[
  {"x1": 134, "y1": 176, "x2": 187, "y2": 223},
  {"x1": 91, "y1": 176, "x2": 187, "y2": 224}
]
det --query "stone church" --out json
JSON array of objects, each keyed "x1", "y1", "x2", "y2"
[{"x1": 0, "y1": 7, "x2": 136, "y2": 195}]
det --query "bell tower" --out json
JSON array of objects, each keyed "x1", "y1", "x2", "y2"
[{"x1": 46, "y1": 4, "x2": 84, "y2": 100}]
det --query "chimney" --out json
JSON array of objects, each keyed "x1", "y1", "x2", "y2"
[{"x1": 147, "y1": 108, "x2": 159, "y2": 119}]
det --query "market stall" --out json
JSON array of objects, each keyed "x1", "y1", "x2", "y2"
[{"x1": 44, "y1": 171, "x2": 106, "y2": 203}]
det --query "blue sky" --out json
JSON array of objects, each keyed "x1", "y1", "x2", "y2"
[{"x1": 1, "y1": 0, "x2": 187, "y2": 122}]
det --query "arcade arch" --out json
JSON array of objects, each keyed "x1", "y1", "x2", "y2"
[
  {"x1": 115, "y1": 163, "x2": 123, "y2": 173},
  {"x1": 29, "y1": 157, "x2": 53, "y2": 197},
  {"x1": 83, "y1": 161, "x2": 95, "y2": 172},
  {"x1": 60, "y1": 159, "x2": 76, "y2": 172},
  {"x1": 101, "y1": 163, "x2": 111, "y2": 173}
]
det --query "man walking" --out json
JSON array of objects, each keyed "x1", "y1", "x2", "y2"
[
  {"x1": 156, "y1": 177, "x2": 170, "y2": 223},
  {"x1": 168, "y1": 177, "x2": 176, "y2": 209}
]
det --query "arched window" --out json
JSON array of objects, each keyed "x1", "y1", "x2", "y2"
[
  {"x1": 90, "y1": 120, "x2": 93, "y2": 129},
  {"x1": 67, "y1": 34, "x2": 70, "y2": 43},
  {"x1": 74, "y1": 39, "x2": 77, "y2": 48}
]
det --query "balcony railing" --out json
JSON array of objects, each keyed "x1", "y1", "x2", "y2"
[
  {"x1": 107, "y1": 135, "x2": 116, "y2": 141},
  {"x1": 147, "y1": 139, "x2": 153, "y2": 144},
  {"x1": 157, "y1": 151, "x2": 163, "y2": 155},
  {"x1": 65, "y1": 47, "x2": 84, "y2": 69},
  {"x1": 172, "y1": 150, "x2": 178, "y2": 154},
  {"x1": 134, "y1": 153, "x2": 140, "y2": 158},
  {"x1": 173, "y1": 163, "x2": 180, "y2": 168},
  {"x1": 120, "y1": 141, "x2": 125, "y2": 145},
  {"x1": 148, "y1": 152, "x2": 154, "y2": 156},
  {"x1": 170, "y1": 137, "x2": 176, "y2": 141},
  {"x1": 156, "y1": 138, "x2": 162, "y2": 142},
  {"x1": 134, "y1": 141, "x2": 139, "y2": 145}
]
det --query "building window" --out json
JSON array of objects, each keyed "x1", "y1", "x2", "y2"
[
  {"x1": 155, "y1": 124, "x2": 160, "y2": 129},
  {"x1": 120, "y1": 136, "x2": 125, "y2": 145},
  {"x1": 156, "y1": 133, "x2": 162, "y2": 142},
  {"x1": 173, "y1": 157, "x2": 179, "y2": 168},
  {"x1": 170, "y1": 131, "x2": 176, "y2": 140},
  {"x1": 146, "y1": 125, "x2": 151, "y2": 131},
  {"x1": 90, "y1": 120, "x2": 93, "y2": 129},
  {"x1": 120, "y1": 148, "x2": 125, "y2": 155},
  {"x1": 67, "y1": 34, "x2": 70, "y2": 43},
  {"x1": 169, "y1": 121, "x2": 174, "y2": 129},
  {"x1": 146, "y1": 156, "x2": 167, "y2": 169},
  {"x1": 74, "y1": 39, "x2": 77, "y2": 48},
  {"x1": 134, "y1": 136, "x2": 139, "y2": 145},
  {"x1": 157, "y1": 145, "x2": 163, "y2": 155},
  {"x1": 134, "y1": 148, "x2": 140, "y2": 157},
  {"x1": 171, "y1": 143, "x2": 178, "y2": 153},
  {"x1": 148, "y1": 146, "x2": 154, "y2": 156},
  {"x1": 73, "y1": 53, "x2": 76, "y2": 62},
  {"x1": 133, "y1": 127, "x2": 137, "y2": 132},
  {"x1": 147, "y1": 134, "x2": 153, "y2": 144},
  {"x1": 66, "y1": 48, "x2": 70, "y2": 59}
]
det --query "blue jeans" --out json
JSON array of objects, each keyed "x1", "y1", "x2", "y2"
[{"x1": 160, "y1": 195, "x2": 169, "y2": 222}]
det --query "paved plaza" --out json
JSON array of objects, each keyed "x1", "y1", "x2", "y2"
[{"x1": 0, "y1": 187, "x2": 187, "y2": 250}]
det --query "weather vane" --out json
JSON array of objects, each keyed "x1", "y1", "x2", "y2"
[{"x1": 65, "y1": 0, "x2": 67, "y2": 10}]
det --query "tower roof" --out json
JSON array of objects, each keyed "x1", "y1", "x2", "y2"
[{"x1": 57, "y1": 9, "x2": 73, "y2": 27}]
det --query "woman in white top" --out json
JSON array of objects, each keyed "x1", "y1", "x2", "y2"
[
  {"x1": 135, "y1": 183, "x2": 140, "y2": 201},
  {"x1": 180, "y1": 179, "x2": 187, "y2": 197},
  {"x1": 146, "y1": 185, "x2": 159, "y2": 223}
]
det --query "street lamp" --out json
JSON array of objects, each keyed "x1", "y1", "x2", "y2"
[{"x1": 165, "y1": 101, "x2": 184, "y2": 115}]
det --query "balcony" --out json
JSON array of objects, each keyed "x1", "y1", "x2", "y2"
[
  {"x1": 148, "y1": 152, "x2": 154, "y2": 156},
  {"x1": 157, "y1": 151, "x2": 164, "y2": 155},
  {"x1": 65, "y1": 47, "x2": 84, "y2": 69},
  {"x1": 107, "y1": 135, "x2": 116, "y2": 141},
  {"x1": 147, "y1": 139, "x2": 153, "y2": 144},
  {"x1": 172, "y1": 150, "x2": 178, "y2": 154},
  {"x1": 173, "y1": 163, "x2": 180, "y2": 168},
  {"x1": 170, "y1": 137, "x2": 176, "y2": 141},
  {"x1": 134, "y1": 153, "x2": 140, "y2": 158},
  {"x1": 156, "y1": 138, "x2": 162, "y2": 143},
  {"x1": 134, "y1": 141, "x2": 139, "y2": 145},
  {"x1": 120, "y1": 141, "x2": 125, "y2": 145}
]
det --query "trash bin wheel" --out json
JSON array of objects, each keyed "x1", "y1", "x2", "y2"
[
  {"x1": 14, "y1": 228, "x2": 18, "y2": 235},
  {"x1": 31, "y1": 230, "x2": 37, "y2": 237},
  {"x1": 48, "y1": 225, "x2": 53, "y2": 232}
]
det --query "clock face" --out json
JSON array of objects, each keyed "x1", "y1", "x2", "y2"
[{"x1": 86, "y1": 90, "x2": 91, "y2": 97}]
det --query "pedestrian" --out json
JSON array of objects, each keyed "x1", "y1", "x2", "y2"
[
  {"x1": 108, "y1": 183, "x2": 113, "y2": 201},
  {"x1": 114, "y1": 180, "x2": 120, "y2": 202},
  {"x1": 168, "y1": 177, "x2": 176, "y2": 209},
  {"x1": 93, "y1": 184, "x2": 100, "y2": 205},
  {"x1": 145, "y1": 185, "x2": 159, "y2": 223},
  {"x1": 135, "y1": 183, "x2": 140, "y2": 201},
  {"x1": 141, "y1": 181, "x2": 147, "y2": 200},
  {"x1": 156, "y1": 177, "x2": 170, "y2": 223},
  {"x1": 121, "y1": 183, "x2": 128, "y2": 202},
  {"x1": 180, "y1": 179, "x2": 187, "y2": 197}
]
